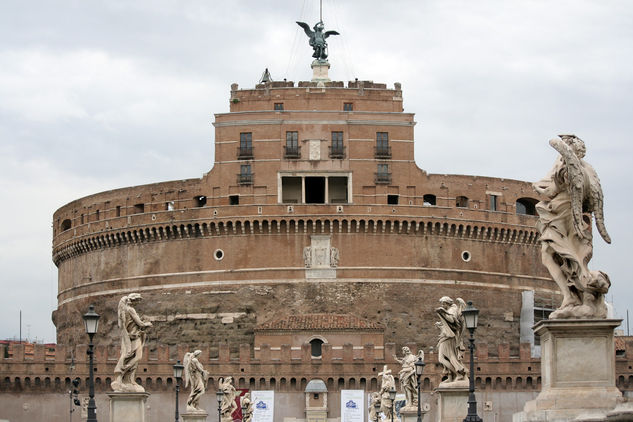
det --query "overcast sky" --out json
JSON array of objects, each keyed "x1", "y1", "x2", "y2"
[{"x1": 1, "y1": 1, "x2": 632, "y2": 343}]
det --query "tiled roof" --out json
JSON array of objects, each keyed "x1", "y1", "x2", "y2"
[
  {"x1": 256, "y1": 313, "x2": 384, "y2": 331},
  {"x1": 615, "y1": 335, "x2": 631, "y2": 351}
]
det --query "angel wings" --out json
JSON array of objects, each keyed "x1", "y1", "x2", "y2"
[
  {"x1": 296, "y1": 21, "x2": 340, "y2": 60},
  {"x1": 549, "y1": 135, "x2": 610, "y2": 244}
]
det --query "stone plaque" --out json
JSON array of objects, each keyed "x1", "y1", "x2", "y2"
[{"x1": 309, "y1": 140, "x2": 320, "y2": 160}]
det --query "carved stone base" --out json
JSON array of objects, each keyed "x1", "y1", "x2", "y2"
[
  {"x1": 107, "y1": 392, "x2": 150, "y2": 422},
  {"x1": 433, "y1": 386, "x2": 468, "y2": 422},
  {"x1": 182, "y1": 410, "x2": 208, "y2": 422},
  {"x1": 311, "y1": 60, "x2": 330, "y2": 84},
  {"x1": 513, "y1": 319, "x2": 623, "y2": 422},
  {"x1": 399, "y1": 405, "x2": 428, "y2": 422},
  {"x1": 306, "y1": 407, "x2": 327, "y2": 422}
]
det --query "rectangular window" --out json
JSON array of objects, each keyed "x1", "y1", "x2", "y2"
[
  {"x1": 133, "y1": 203, "x2": 145, "y2": 214},
  {"x1": 81, "y1": 214, "x2": 84, "y2": 224},
  {"x1": 238, "y1": 132, "x2": 253, "y2": 158},
  {"x1": 238, "y1": 164, "x2": 252, "y2": 184},
  {"x1": 229, "y1": 195, "x2": 240, "y2": 205},
  {"x1": 194, "y1": 196, "x2": 206, "y2": 207},
  {"x1": 490, "y1": 195, "x2": 498, "y2": 211},
  {"x1": 285, "y1": 131, "x2": 300, "y2": 158},
  {"x1": 375, "y1": 132, "x2": 391, "y2": 158},
  {"x1": 376, "y1": 164, "x2": 391, "y2": 184},
  {"x1": 330, "y1": 131, "x2": 344, "y2": 158},
  {"x1": 343, "y1": 102, "x2": 353, "y2": 111},
  {"x1": 95, "y1": 210, "x2": 100, "y2": 221},
  {"x1": 387, "y1": 194, "x2": 399, "y2": 205},
  {"x1": 274, "y1": 103, "x2": 284, "y2": 111},
  {"x1": 165, "y1": 201, "x2": 174, "y2": 211},
  {"x1": 115, "y1": 206, "x2": 121, "y2": 217}
]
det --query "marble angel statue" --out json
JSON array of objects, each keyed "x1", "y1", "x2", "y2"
[
  {"x1": 534, "y1": 135, "x2": 611, "y2": 319},
  {"x1": 184, "y1": 350, "x2": 209, "y2": 413}
]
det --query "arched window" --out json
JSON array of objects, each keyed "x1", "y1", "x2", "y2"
[
  {"x1": 310, "y1": 338, "x2": 324, "y2": 357},
  {"x1": 61, "y1": 219, "x2": 72, "y2": 231},
  {"x1": 423, "y1": 194, "x2": 436, "y2": 206},
  {"x1": 516, "y1": 197, "x2": 538, "y2": 215}
]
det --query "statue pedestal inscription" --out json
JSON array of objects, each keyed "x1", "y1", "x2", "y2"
[
  {"x1": 107, "y1": 392, "x2": 150, "y2": 422},
  {"x1": 182, "y1": 411, "x2": 208, "y2": 422},
  {"x1": 513, "y1": 319, "x2": 623, "y2": 422},
  {"x1": 433, "y1": 385, "x2": 468, "y2": 422}
]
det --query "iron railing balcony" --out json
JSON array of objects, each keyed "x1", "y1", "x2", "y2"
[
  {"x1": 284, "y1": 145, "x2": 301, "y2": 159},
  {"x1": 375, "y1": 172, "x2": 392, "y2": 184},
  {"x1": 374, "y1": 145, "x2": 392, "y2": 159},
  {"x1": 237, "y1": 173, "x2": 254, "y2": 185},
  {"x1": 237, "y1": 146, "x2": 254, "y2": 159},
  {"x1": 329, "y1": 145, "x2": 346, "y2": 159}
]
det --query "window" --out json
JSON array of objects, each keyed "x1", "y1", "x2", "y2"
[
  {"x1": 516, "y1": 197, "x2": 538, "y2": 216},
  {"x1": 310, "y1": 338, "x2": 324, "y2": 357},
  {"x1": 282, "y1": 177, "x2": 301, "y2": 203},
  {"x1": 376, "y1": 164, "x2": 391, "y2": 184},
  {"x1": 95, "y1": 210, "x2": 100, "y2": 221},
  {"x1": 238, "y1": 133, "x2": 253, "y2": 159},
  {"x1": 456, "y1": 196, "x2": 469, "y2": 208},
  {"x1": 375, "y1": 132, "x2": 391, "y2": 158},
  {"x1": 194, "y1": 196, "x2": 206, "y2": 207},
  {"x1": 133, "y1": 203, "x2": 145, "y2": 214},
  {"x1": 423, "y1": 194, "x2": 436, "y2": 206},
  {"x1": 238, "y1": 164, "x2": 252, "y2": 184},
  {"x1": 165, "y1": 201, "x2": 174, "y2": 211},
  {"x1": 490, "y1": 195, "x2": 498, "y2": 211},
  {"x1": 387, "y1": 194, "x2": 399, "y2": 205},
  {"x1": 80, "y1": 214, "x2": 84, "y2": 224},
  {"x1": 343, "y1": 102, "x2": 353, "y2": 111},
  {"x1": 285, "y1": 131, "x2": 300, "y2": 158},
  {"x1": 330, "y1": 131, "x2": 344, "y2": 158},
  {"x1": 61, "y1": 219, "x2": 72, "y2": 231},
  {"x1": 274, "y1": 103, "x2": 284, "y2": 111},
  {"x1": 115, "y1": 206, "x2": 121, "y2": 217},
  {"x1": 229, "y1": 195, "x2": 239, "y2": 205}
]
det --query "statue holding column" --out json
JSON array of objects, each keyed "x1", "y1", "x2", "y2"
[
  {"x1": 184, "y1": 350, "x2": 208, "y2": 413},
  {"x1": 111, "y1": 293, "x2": 152, "y2": 392}
]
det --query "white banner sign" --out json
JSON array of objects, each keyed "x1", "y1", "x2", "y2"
[
  {"x1": 251, "y1": 390, "x2": 274, "y2": 422},
  {"x1": 341, "y1": 389, "x2": 365, "y2": 422}
]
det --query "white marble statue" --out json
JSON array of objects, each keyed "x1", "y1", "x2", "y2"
[
  {"x1": 534, "y1": 135, "x2": 611, "y2": 319},
  {"x1": 184, "y1": 350, "x2": 208, "y2": 413},
  {"x1": 241, "y1": 392, "x2": 253, "y2": 422},
  {"x1": 393, "y1": 346, "x2": 420, "y2": 409},
  {"x1": 111, "y1": 293, "x2": 152, "y2": 392},
  {"x1": 368, "y1": 391, "x2": 380, "y2": 421},
  {"x1": 219, "y1": 376, "x2": 238, "y2": 422},
  {"x1": 378, "y1": 365, "x2": 399, "y2": 421},
  {"x1": 435, "y1": 297, "x2": 467, "y2": 386}
]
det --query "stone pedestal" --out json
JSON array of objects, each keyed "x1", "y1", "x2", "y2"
[
  {"x1": 513, "y1": 319, "x2": 623, "y2": 422},
  {"x1": 182, "y1": 411, "x2": 208, "y2": 422},
  {"x1": 399, "y1": 405, "x2": 428, "y2": 422},
  {"x1": 434, "y1": 385, "x2": 468, "y2": 422},
  {"x1": 311, "y1": 60, "x2": 330, "y2": 84},
  {"x1": 107, "y1": 392, "x2": 150, "y2": 422}
]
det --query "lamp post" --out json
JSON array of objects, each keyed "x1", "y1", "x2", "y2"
[
  {"x1": 173, "y1": 360, "x2": 184, "y2": 422},
  {"x1": 389, "y1": 386, "x2": 396, "y2": 422},
  {"x1": 82, "y1": 305, "x2": 100, "y2": 422},
  {"x1": 415, "y1": 355, "x2": 425, "y2": 422},
  {"x1": 374, "y1": 399, "x2": 381, "y2": 422},
  {"x1": 241, "y1": 400, "x2": 248, "y2": 422},
  {"x1": 216, "y1": 389, "x2": 224, "y2": 422},
  {"x1": 462, "y1": 301, "x2": 482, "y2": 422}
]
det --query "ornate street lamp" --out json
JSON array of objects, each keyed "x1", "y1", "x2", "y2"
[
  {"x1": 216, "y1": 389, "x2": 224, "y2": 422},
  {"x1": 173, "y1": 360, "x2": 184, "y2": 422},
  {"x1": 374, "y1": 398, "x2": 381, "y2": 422},
  {"x1": 415, "y1": 355, "x2": 425, "y2": 422},
  {"x1": 462, "y1": 301, "x2": 482, "y2": 422},
  {"x1": 389, "y1": 386, "x2": 396, "y2": 422},
  {"x1": 82, "y1": 305, "x2": 100, "y2": 422}
]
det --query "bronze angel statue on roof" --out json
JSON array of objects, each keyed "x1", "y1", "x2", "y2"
[
  {"x1": 296, "y1": 20, "x2": 339, "y2": 61},
  {"x1": 534, "y1": 135, "x2": 611, "y2": 319}
]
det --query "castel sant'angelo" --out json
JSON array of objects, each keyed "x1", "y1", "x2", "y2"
[{"x1": 2, "y1": 13, "x2": 632, "y2": 422}]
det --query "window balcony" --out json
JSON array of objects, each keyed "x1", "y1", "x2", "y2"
[
  {"x1": 374, "y1": 146, "x2": 392, "y2": 159},
  {"x1": 375, "y1": 172, "x2": 392, "y2": 184},
  {"x1": 237, "y1": 146, "x2": 253, "y2": 159},
  {"x1": 237, "y1": 173, "x2": 254, "y2": 185},
  {"x1": 284, "y1": 145, "x2": 301, "y2": 159},
  {"x1": 329, "y1": 145, "x2": 346, "y2": 159}
]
